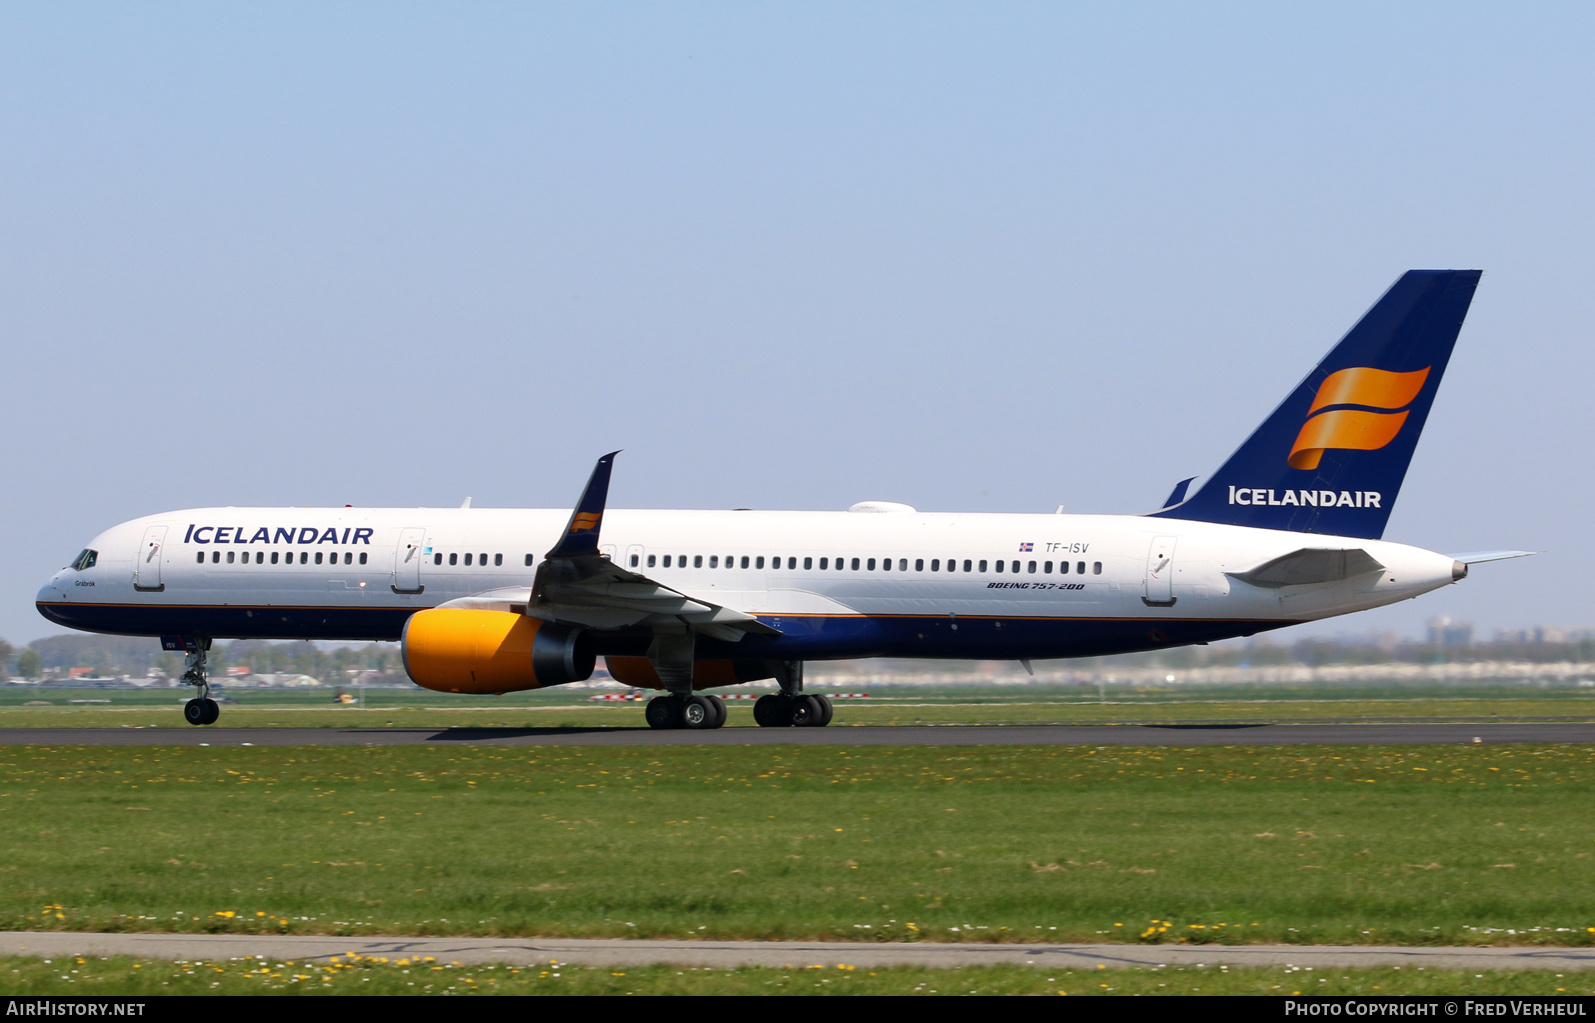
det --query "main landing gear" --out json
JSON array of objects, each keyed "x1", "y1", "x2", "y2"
[
  {"x1": 645, "y1": 693, "x2": 727, "y2": 730},
  {"x1": 753, "y1": 693, "x2": 833, "y2": 728},
  {"x1": 178, "y1": 637, "x2": 219, "y2": 726}
]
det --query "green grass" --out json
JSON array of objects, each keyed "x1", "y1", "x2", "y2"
[
  {"x1": 0, "y1": 954, "x2": 1586, "y2": 996},
  {"x1": 2, "y1": 744, "x2": 1595, "y2": 945}
]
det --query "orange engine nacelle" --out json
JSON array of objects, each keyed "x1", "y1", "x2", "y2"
[
  {"x1": 402, "y1": 609, "x2": 595, "y2": 694},
  {"x1": 605, "y1": 656, "x2": 777, "y2": 691}
]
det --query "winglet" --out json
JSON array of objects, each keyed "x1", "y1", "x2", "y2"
[{"x1": 545, "y1": 451, "x2": 620, "y2": 560}]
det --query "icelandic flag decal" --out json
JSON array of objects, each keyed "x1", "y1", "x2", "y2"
[{"x1": 1018, "y1": 542, "x2": 1033, "y2": 552}]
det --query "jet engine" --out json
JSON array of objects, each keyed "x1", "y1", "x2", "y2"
[
  {"x1": 605, "y1": 656, "x2": 777, "y2": 690},
  {"x1": 402, "y1": 608, "x2": 594, "y2": 694}
]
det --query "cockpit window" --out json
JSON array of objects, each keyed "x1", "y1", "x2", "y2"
[{"x1": 70, "y1": 549, "x2": 98, "y2": 571}]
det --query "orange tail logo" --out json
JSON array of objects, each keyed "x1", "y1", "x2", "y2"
[
  {"x1": 1287, "y1": 366, "x2": 1429, "y2": 470},
  {"x1": 570, "y1": 512, "x2": 602, "y2": 533}
]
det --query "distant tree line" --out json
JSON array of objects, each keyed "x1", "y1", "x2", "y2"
[{"x1": 0, "y1": 634, "x2": 405, "y2": 682}]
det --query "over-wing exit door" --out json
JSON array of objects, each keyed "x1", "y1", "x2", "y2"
[{"x1": 393, "y1": 527, "x2": 427, "y2": 594}]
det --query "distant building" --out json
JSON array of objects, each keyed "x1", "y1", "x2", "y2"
[{"x1": 1427, "y1": 616, "x2": 1474, "y2": 647}]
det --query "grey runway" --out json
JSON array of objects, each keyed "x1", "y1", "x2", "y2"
[
  {"x1": 1, "y1": 722, "x2": 1594, "y2": 746},
  {"x1": 2, "y1": 931, "x2": 1592, "y2": 971}
]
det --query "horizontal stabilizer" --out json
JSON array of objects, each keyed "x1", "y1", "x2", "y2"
[
  {"x1": 1447, "y1": 550, "x2": 1537, "y2": 565},
  {"x1": 1229, "y1": 547, "x2": 1385, "y2": 588}
]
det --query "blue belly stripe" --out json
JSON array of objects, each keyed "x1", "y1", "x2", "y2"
[{"x1": 38, "y1": 601, "x2": 1294, "y2": 661}]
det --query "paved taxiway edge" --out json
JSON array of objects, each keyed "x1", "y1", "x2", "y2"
[
  {"x1": 2, "y1": 723, "x2": 1595, "y2": 746},
  {"x1": 2, "y1": 932, "x2": 1593, "y2": 971}
]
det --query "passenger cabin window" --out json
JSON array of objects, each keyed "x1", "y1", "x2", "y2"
[
  {"x1": 755, "y1": 556, "x2": 765, "y2": 569},
  {"x1": 299, "y1": 552, "x2": 308, "y2": 564},
  {"x1": 978, "y1": 560, "x2": 987, "y2": 572},
  {"x1": 695, "y1": 555, "x2": 703, "y2": 568},
  {"x1": 479, "y1": 553, "x2": 487, "y2": 565},
  {"x1": 70, "y1": 549, "x2": 98, "y2": 571},
  {"x1": 994, "y1": 560, "x2": 1003, "y2": 573},
  {"x1": 663, "y1": 555, "x2": 672, "y2": 568},
  {"x1": 1044, "y1": 561, "x2": 1052, "y2": 573},
  {"x1": 1078, "y1": 561, "x2": 1087, "y2": 574},
  {"x1": 212, "y1": 551, "x2": 220, "y2": 564},
  {"x1": 315, "y1": 552, "x2": 324, "y2": 565},
  {"x1": 804, "y1": 557, "x2": 813, "y2": 570},
  {"x1": 526, "y1": 554, "x2": 534, "y2": 567},
  {"x1": 359, "y1": 552, "x2": 368, "y2": 565},
  {"x1": 495, "y1": 553, "x2": 503, "y2": 567},
  {"x1": 434, "y1": 553, "x2": 443, "y2": 566},
  {"x1": 449, "y1": 553, "x2": 458, "y2": 566},
  {"x1": 915, "y1": 558, "x2": 924, "y2": 571},
  {"x1": 647, "y1": 555, "x2": 656, "y2": 567},
  {"x1": 196, "y1": 552, "x2": 204, "y2": 564},
  {"x1": 709, "y1": 555, "x2": 718, "y2": 568},
  {"x1": 819, "y1": 557, "x2": 828, "y2": 569},
  {"x1": 344, "y1": 552, "x2": 352, "y2": 565},
  {"x1": 931, "y1": 559, "x2": 939, "y2": 571},
  {"x1": 227, "y1": 551, "x2": 235, "y2": 564},
  {"x1": 630, "y1": 554, "x2": 639, "y2": 567},
  {"x1": 741, "y1": 556, "x2": 749, "y2": 568},
  {"x1": 963, "y1": 559, "x2": 973, "y2": 572},
  {"x1": 1060, "y1": 561, "x2": 1069, "y2": 574},
  {"x1": 464, "y1": 553, "x2": 473, "y2": 566},
  {"x1": 851, "y1": 558, "x2": 860, "y2": 570},
  {"x1": 1027, "y1": 561, "x2": 1036, "y2": 574},
  {"x1": 1093, "y1": 561, "x2": 1102, "y2": 574}
]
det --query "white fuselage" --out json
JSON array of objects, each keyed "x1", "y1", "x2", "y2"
[{"x1": 37, "y1": 506, "x2": 1461, "y2": 663}]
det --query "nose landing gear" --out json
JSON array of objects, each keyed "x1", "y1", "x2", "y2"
[{"x1": 172, "y1": 636, "x2": 219, "y2": 726}]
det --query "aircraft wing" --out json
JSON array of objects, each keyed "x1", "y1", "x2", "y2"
[
  {"x1": 449, "y1": 452, "x2": 779, "y2": 642},
  {"x1": 1227, "y1": 547, "x2": 1386, "y2": 588}
]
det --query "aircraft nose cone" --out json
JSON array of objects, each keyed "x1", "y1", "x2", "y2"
[{"x1": 37, "y1": 574, "x2": 64, "y2": 602}]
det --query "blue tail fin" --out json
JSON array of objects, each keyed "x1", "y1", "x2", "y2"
[{"x1": 1150, "y1": 270, "x2": 1480, "y2": 540}]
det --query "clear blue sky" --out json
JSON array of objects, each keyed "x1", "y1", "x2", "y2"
[{"x1": 2, "y1": 2, "x2": 1589, "y2": 646}]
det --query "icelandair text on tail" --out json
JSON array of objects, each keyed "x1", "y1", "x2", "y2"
[{"x1": 1229, "y1": 487, "x2": 1381, "y2": 508}]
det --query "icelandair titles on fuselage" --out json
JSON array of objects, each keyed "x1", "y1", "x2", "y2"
[
  {"x1": 1228, "y1": 487, "x2": 1381, "y2": 508},
  {"x1": 183, "y1": 525, "x2": 376, "y2": 545}
]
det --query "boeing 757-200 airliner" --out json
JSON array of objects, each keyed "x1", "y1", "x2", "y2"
[{"x1": 37, "y1": 270, "x2": 1530, "y2": 728}]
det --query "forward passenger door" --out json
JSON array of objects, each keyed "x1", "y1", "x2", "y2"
[{"x1": 134, "y1": 525, "x2": 167, "y2": 592}]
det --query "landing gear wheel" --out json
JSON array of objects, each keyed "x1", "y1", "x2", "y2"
[
  {"x1": 704, "y1": 695, "x2": 727, "y2": 729},
  {"x1": 753, "y1": 694, "x2": 790, "y2": 727},
  {"x1": 200, "y1": 699, "x2": 220, "y2": 725},
  {"x1": 790, "y1": 694, "x2": 824, "y2": 727},
  {"x1": 183, "y1": 699, "x2": 208, "y2": 726},
  {"x1": 645, "y1": 696, "x2": 682, "y2": 730},
  {"x1": 812, "y1": 694, "x2": 833, "y2": 727},
  {"x1": 681, "y1": 695, "x2": 716, "y2": 730}
]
